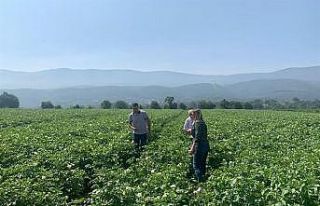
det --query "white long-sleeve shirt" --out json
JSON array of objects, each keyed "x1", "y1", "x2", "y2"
[{"x1": 183, "y1": 116, "x2": 193, "y2": 131}]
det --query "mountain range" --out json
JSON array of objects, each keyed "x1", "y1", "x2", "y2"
[
  {"x1": 1, "y1": 66, "x2": 320, "y2": 107},
  {"x1": 1, "y1": 66, "x2": 320, "y2": 89}
]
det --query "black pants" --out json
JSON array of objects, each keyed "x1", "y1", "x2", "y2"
[
  {"x1": 193, "y1": 149, "x2": 208, "y2": 181},
  {"x1": 133, "y1": 133, "x2": 147, "y2": 150}
]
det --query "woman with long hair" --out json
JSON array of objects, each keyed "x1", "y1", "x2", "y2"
[{"x1": 188, "y1": 109, "x2": 210, "y2": 181}]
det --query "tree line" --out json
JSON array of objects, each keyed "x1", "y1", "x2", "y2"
[{"x1": 1, "y1": 92, "x2": 320, "y2": 110}]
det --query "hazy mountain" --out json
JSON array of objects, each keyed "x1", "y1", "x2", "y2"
[
  {"x1": 1, "y1": 66, "x2": 320, "y2": 89},
  {"x1": 0, "y1": 68, "x2": 217, "y2": 89},
  {"x1": 1, "y1": 83, "x2": 228, "y2": 108},
  {"x1": 2, "y1": 80, "x2": 320, "y2": 108},
  {"x1": 1, "y1": 66, "x2": 320, "y2": 107},
  {"x1": 226, "y1": 79, "x2": 320, "y2": 99},
  {"x1": 218, "y1": 66, "x2": 320, "y2": 84}
]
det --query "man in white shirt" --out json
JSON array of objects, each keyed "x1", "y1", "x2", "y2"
[{"x1": 128, "y1": 103, "x2": 151, "y2": 150}]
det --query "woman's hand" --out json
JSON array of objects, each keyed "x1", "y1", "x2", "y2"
[
  {"x1": 188, "y1": 147, "x2": 195, "y2": 155},
  {"x1": 189, "y1": 141, "x2": 195, "y2": 155}
]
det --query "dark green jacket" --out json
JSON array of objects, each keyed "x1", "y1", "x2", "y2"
[{"x1": 192, "y1": 121, "x2": 209, "y2": 151}]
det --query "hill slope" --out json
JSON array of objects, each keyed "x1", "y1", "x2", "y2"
[
  {"x1": 2, "y1": 80, "x2": 320, "y2": 108},
  {"x1": 1, "y1": 66, "x2": 320, "y2": 89}
]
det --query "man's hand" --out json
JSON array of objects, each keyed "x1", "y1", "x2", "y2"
[{"x1": 183, "y1": 128, "x2": 192, "y2": 135}]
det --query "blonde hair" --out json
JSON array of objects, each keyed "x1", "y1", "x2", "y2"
[
  {"x1": 188, "y1": 109, "x2": 193, "y2": 116},
  {"x1": 193, "y1": 109, "x2": 204, "y2": 121}
]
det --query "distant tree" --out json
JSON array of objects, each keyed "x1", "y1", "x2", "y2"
[
  {"x1": 0, "y1": 92, "x2": 19, "y2": 108},
  {"x1": 291, "y1": 97, "x2": 302, "y2": 109},
  {"x1": 171, "y1": 102, "x2": 178, "y2": 109},
  {"x1": 114, "y1": 100, "x2": 129, "y2": 109},
  {"x1": 243, "y1": 102, "x2": 253, "y2": 109},
  {"x1": 72, "y1": 104, "x2": 82, "y2": 109},
  {"x1": 220, "y1": 99, "x2": 230, "y2": 109},
  {"x1": 264, "y1": 99, "x2": 282, "y2": 110},
  {"x1": 235, "y1": 101, "x2": 243, "y2": 109},
  {"x1": 41, "y1": 101, "x2": 54, "y2": 109},
  {"x1": 283, "y1": 101, "x2": 291, "y2": 109},
  {"x1": 164, "y1": 96, "x2": 175, "y2": 109},
  {"x1": 198, "y1": 100, "x2": 207, "y2": 109},
  {"x1": 101, "y1": 100, "x2": 112, "y2": 109},
  {"x1": 179, "y1": 102, "x2": 187, "y2": 110},
  {"x1": 230, "y1": 101, "x2": 243, "y2": 109},
  {"x1": 312, "y1": 99, "x2": 320, "y2": 109},
  {"x1": 188, "y1": 101, "x2": 197, "y2": 109},
  {"x1": 207, "y1": 101, "x2": 216, "y2": 109},
  {"x1": 164, "y1": 96, "x2": 178, "y2": 109},
  {"x1": 251, "y1": 99, "x2": 264, "y2": 109},
  {"x1": 150, "y1": 101, "x2": 161, "y2": 109},
  {"x1": 54, "y1": 105, "x2": 62, "y2": 109},
  {"x1": 197, "y1": 100, "x2": 216, "y2": 109},
  {"x1": 292, "y1": 97, "x2": 300, "y2": 103}
]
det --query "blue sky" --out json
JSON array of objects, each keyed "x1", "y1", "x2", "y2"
[{"x1": 0, "y1": 0, "x2": 319, "y2": 75}]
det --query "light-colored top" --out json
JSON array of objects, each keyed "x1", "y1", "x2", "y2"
[
  {"x1": 183, "y1": 116, "x2": 193, "y2": 131},
  {"x1": 129, "y1": 110, "x2": 149, "y2": 134}
]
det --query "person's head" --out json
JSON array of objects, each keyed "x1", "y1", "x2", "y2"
[
  {"x1": 192, "y1": 109, "x2": 203, "y2": 121},
  {"x1": 188, "y1": 109, "x2": 194, "y2": 119},
  {"x1": 132, "y1": 103, "x2": 139, "y2": 113}
]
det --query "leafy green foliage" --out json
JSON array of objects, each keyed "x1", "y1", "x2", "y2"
[{"x1": 1, "y1": 109, "x2": 320, "y2": 205}]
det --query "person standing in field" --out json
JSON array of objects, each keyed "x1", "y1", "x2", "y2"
[
  {"x1": 128, "y1": 103, "x2": 151, "y2": 151},
  {"x1": 183, "y1": 109, "x2": 194, "y2": 136},
  {"x1": 188, "y1": 109, "x2": 210, "y2": 182},
  {"x1": 183, "y1": 109, "x2": 195, "y2": 178}
]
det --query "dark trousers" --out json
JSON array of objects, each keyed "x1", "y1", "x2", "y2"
[
  {"x1": 193, "y1": 149, "x2": 208, "y2": 181},
  {"x1": 187, "y1": 156, "x2": 194, "y2": 178},
  {"x1": 133, "y1": 133, "x2": 147, "y2": 150}
]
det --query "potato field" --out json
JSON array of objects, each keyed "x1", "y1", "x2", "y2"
[{"x1": 1, "y1": 109, "x2": 320, "y2": 205}]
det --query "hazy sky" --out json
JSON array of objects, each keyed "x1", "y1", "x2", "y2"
[{"x1": 0, "y1": 0, "x2": 319, "y2": 75}]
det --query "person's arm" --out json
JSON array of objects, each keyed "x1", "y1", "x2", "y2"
[
  {"x1": 146, "y1": 113, "x2": 151, "y2": 134},
  {"x1": 183, "y1": 119, "x2": 188, "y2": 131},
  {"x1": 183, "y1": 119, "x2": 191, "y2": 134},
  {"x1": 128, "y1": 114, "x2": 136, "y2": 144},
  {"x1": 188, "y1": 139, "x2": 196, "y2": 154},
  {"x1": 188, "y1": 122, "x2": 200, "y2": 154},
  {"x1": 128, "y1": 114, "x2": 136, "y2": 131},
  {"x1": 129, "y1": 122, "x2": 135, "y2": 130}
]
